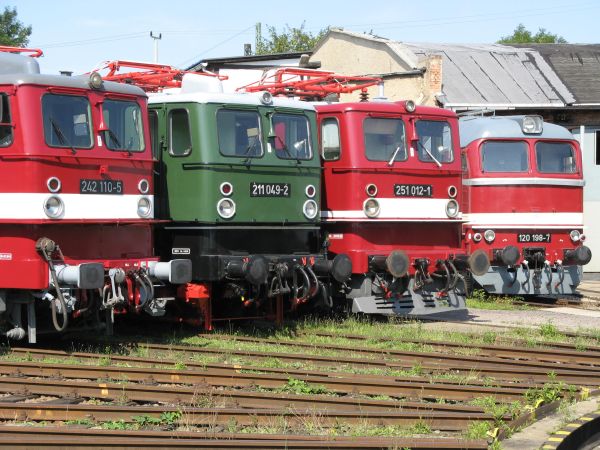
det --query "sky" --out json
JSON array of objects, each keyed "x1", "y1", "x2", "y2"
[{"x1": 6, "y1": 0, "x2": 600, "y2": 75}]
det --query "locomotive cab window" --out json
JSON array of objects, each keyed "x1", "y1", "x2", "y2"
[
  {"x1": 535, "y1": 141, "x2": 577, "y2": 174},
  {"x1": 272, "y1": 113, "x2": 312, "y2": 160},
  {"x1": 0, "y1": 93, "x2": 12, "y2": 147},
  {"x1": 481, "y1": 141, "x2": 528, "y2": 172},
  {"x1": 363, "y1": 117, "x2": 406, "y2": 162},
  {"x1": 168, "y1": 109, "x2": 192, "y2": 156},
  {"x1": 148, "y1": 110, "x2": 160, "y2": 159},
  {"x1": 42, "y1": 94, "x2": 92, "y2": 149},
  {"x1": 102, "y1": 99, "x2": 145, "y2": 152},
  {"x1": 416, "y1": 120, "x2": 453, "y2": 164},
  {"x1": 217, "y1": 109, "x2": 263, "y2": 158},
  {"x1": 321, "y1": 117, "x2": 340, "y2": 160}
]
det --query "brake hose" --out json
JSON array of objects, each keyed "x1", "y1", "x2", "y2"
[{"x1": 36, "y1": 238, "x2": 68, "y2": 332}]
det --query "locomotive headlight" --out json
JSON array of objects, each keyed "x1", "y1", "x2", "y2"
[
  {"x1": 217, "y1": 198, "x2": 236, "y2": 219},
  {"x1": 137, "y1": 197, "x2": 152, "y2": 218},
  {"x1": 473, "y1": 232, "x2": 483, "y2": 242},
  {"x1": 46, "y1": 177, "x2": 61, "y2": 193},
  {"x1": 570, "y1": 230, "x2": 581, "y2": 242},
  {"x1": 522, "y1": 115, "x2": 543, "y2": 134},
  {"x1": 305, "y1": 185, "x2": 316, "y2": 198},
  {"x1": 138, "y1": 179, "x2": 150, "y2": 194},
  {"x1": 445, "y1": 199, "x2": 459, "y2": 218},
  {"x1": 43, "y1": 195, "x2": 64, "y2": 218},
  {"x1": 484, "y1": 229, "x2": 496, "y2": 243},
  {"x1": 220, "y1": 182, "x2": 233, "y2": 196},
  {"x1": 88, "y1": 71, "x2": 104, "y2": 89},
  {"x1": 303, "y1": 199, "x2": 318, "y2": 219},
  {"x1": 447, "y1": 185, "x2": 458, "y2": 198},
  {"x1": 364, "y1": 198, "x2": 380, "y2": 218},
  {"x1": 405, "y1": 100, "x2": 416, "y2": 112},
  {"x1": 365, "y1": 184, "x2": 378, "y2": 197},
  {"x1": 259, "y1": 91, "x2": 273, "y2": 105}
]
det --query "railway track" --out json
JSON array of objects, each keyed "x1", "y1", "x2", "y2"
[
  {"x1": 0, "y1": 325, "x2": 597, "y2": 449},
  {"x1": 0, "y1": 426, "x2": 490, "y2": 449}
]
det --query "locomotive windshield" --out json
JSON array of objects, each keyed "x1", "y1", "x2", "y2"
[
  {"x1": 217, "y1": 109, "x2": 263, "y2": 158},
  {"x1": 416, "y1": 120, "x2": 453, "y2": 164},
  {"x1": 0, "y1": 93, "x2": 12, "y2": 147},
  {"x1": 363, "y1": 117, "x2": 406, "y2": 163},
  {"x1": 481, "y1": 141, "x2": 528, "y2": 172},
  {"x1": 102, "y1": 99, "x2": 145, "y2": 152},
  {"x1": 535, "y1": 141, "x2": 577, "y2": 174},
  {"x1": 272, "y1": 113, "x2": 312, "y2": 161},
  {"x1": 42, "y1": 94, "x2": 92, "y2": 149}
]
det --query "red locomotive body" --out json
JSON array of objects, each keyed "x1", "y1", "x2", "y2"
[
  {"x1": 0, "y1": 51, "x2": 190, "y2": 342},
  {"x1": 318, "y1": 101, "x2": 484, "y2": 315},
  {"x1": 461, "y1": 115, "x2": 591, "y2": 295}
]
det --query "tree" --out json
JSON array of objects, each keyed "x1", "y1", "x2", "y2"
[
  {"x1": 0, "y1": 6, "x2": 32, "y2": 47},
  {"x1": 255, "y1": 22, "x2": 328, "y2": 55},
  {"x1": 497, "y1": 24, "x2": 566, "y2": 44}
]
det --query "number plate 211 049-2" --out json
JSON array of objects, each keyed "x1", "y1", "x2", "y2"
[
  {"x1": 250, "y1": 182, "x2": 290, "y2": 197},
  {"x1": 80, "y1": 179, "x2": 123, "y2": 194}
]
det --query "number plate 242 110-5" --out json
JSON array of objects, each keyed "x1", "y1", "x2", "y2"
[
  {"x1": 394, "y1": 184, "x2": 433, "y2": 197},
  {"x1": 80, "y1": 179, "x2": 123, "y2": 194},
  {"x1": 250, "y1": 182, "x2": 290, "y2": 197}
]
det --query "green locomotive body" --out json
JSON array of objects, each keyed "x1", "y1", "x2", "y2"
[{"x1": 149, "y1": 83, "x2": 350, "y2": 319}]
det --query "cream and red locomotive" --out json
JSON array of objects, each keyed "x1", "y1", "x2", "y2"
[
  {"x1": 461, "y1": 115, "x2": 591, "y2": 295},
  {"x1": 0, "y1": 49, "x2": 190, "y2": 342}
]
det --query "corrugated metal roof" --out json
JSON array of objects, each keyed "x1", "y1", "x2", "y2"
[
  {"x1": 318, "y1": 30, "x2": 576, "y2": 109},
  {"x1": 403, "y1": 42, "x2": 575, "y2": 108},
  {"x1": 512, "y1": 44, "x2": 600, "y2": 104}
]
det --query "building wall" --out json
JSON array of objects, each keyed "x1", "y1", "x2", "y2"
[{"x1": 311, "y1": 35, "x2": 439, "y2": 106}]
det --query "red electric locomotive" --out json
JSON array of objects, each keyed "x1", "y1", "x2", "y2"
[
  {"x1": 240, "y1": 69, "x2": 488, "y2": 315},
  {"x1": 460, "y1": 115, "x2": 591, "y2": 295},
  {"x1": 0, "y1": 49, "x2": 190, "y2": 342}
]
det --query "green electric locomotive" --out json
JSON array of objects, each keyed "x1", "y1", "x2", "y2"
[{"x1": 147, "y1": 74, "x2": 350, "y2": 326}]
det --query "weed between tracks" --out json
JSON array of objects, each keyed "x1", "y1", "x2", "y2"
[{"x1": 0, "y1": 314, "x2": 597, "y2": 446}]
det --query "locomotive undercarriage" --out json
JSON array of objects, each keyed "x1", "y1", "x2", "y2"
[
  {"x1": 161, "y1": 226, "x2": 351, "y2": 329},
  {"x1": 346, "y1": 256, "x2": 469, "y2": 316},
  {"x1": 473, "y1": 245, "x2": 591, "y2": 296},
  {"x1": 0, "y1": 237, "x2": 191, "y2": 343}
]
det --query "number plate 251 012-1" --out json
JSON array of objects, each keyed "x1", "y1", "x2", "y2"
[
  {"x1": 80, "y1": 179, "x2": 123, "y2": 194},
  {"x1": 250, "y1": 182, "x2": 290, "y2": 197},
  {"x1": 394, "y1": 184, "x2": 433, "y2": 197}
]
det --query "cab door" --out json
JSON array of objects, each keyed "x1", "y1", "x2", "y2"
[{"x1": 148, "y1": 105, "x2": 168, "y2": 218}]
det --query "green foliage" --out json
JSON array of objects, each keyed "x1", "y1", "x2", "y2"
[
  {"x1": 279, "y1": 377, "x2": 328, "y2": 395},
  {"x1": 464, "y1": 420, "x2": 494, "y2": 439},
  {"x1": 466, "y1": 289, "x2": 525, "y2": 310},
  {"x1": 132, "y1": 415, "x2": 162, "y2": 427},
  {"x1": 101, "y1": 419, "x2": 131, "y2": 430},
  {"x1": 539, "y1": 322, "x2": 562, "y2": 340},
  {"x1": 255, "y1": 22, "x2": 328, "y2": 55},
  {"x1": 159, "y1": 410, "x2": 182, "y2": 426},
  {"x1": 0, "y1": 7, "x2": 31, "y2": 47},
  {"x1": 498, "y1": 23, "x2": 567, "y2": 44},
  {"x1": 525, "y1": 376, "x2": 565, "y2": 407},
  {"x1": 173, "y1": 361, "x2": 187, "y2": 370}
]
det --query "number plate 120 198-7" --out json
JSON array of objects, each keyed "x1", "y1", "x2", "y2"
[
  {"x1": 517, "y1": 233, "x2": 551, "y2": 243},
  {"x1": 250, "y1": 182, "x2": 290, "y2": 197},
  {"x1": 80, "y1": 179, "x2": 123, "y2": 194},
  {"x1": 394, "y1": 184, "x2": 433, "y2": 197}
]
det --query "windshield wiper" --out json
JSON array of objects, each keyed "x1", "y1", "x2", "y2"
[
  {"x1": 276, "y1": 136, "x2": 301, "y2": 164},
  {"x1": 49, "y1": 118, "x2": 76, "y2": 155},
  {"x1": 416, "y1": 140, "x2": 442, "y2": 168},
  {"x1": 242, "y1": 138, "x2": 258, "y2": 166},
  {"x1": 387, "y1": 145, "x2": 403, "y2": 167}
]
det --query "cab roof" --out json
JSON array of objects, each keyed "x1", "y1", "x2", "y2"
[
  {"x1": 459, "y1": 115, "x2": 575, "y2": 147},
  {"x1": 315, "y1": 101, "x2": 457, "y2": 118}
]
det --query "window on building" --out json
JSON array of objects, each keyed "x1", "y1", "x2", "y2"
[
  {"x1": 595, "y1": 130, "x2": 600, "y2": 165},
  {"x1": 168, "y1": 109, "x2": 192, "y2": 156},
  {"x1": 321, "y1": 118, "x2": 340, "y2": 160}
]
